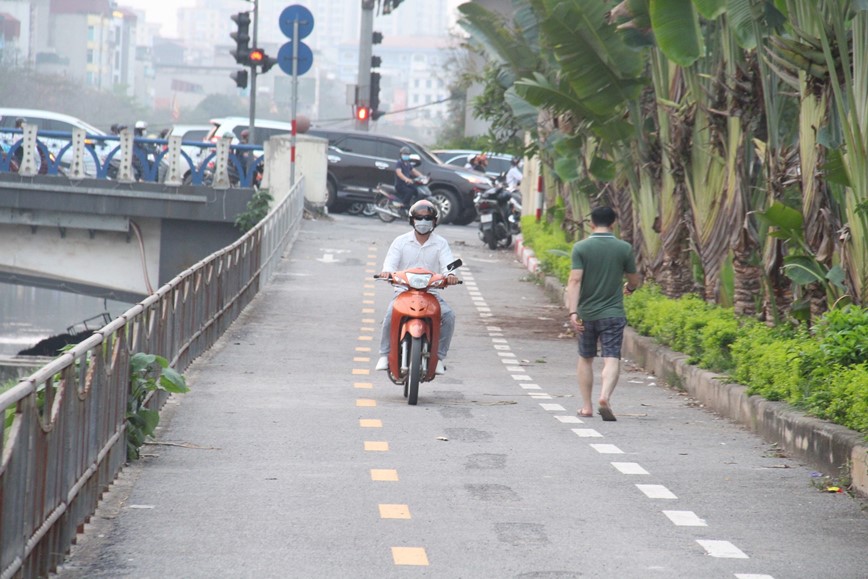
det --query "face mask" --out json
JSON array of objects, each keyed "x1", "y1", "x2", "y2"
[
  {"x1": 414, "y1": 220, "x2": 434, "y2": 234},
  {"x1": 401, "y1": 155, "x2": 410, "y2": 161}
]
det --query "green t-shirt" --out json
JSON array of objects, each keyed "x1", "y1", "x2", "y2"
[{"x1": 570, "y1": 233, "x2": 637, "y2": 321}]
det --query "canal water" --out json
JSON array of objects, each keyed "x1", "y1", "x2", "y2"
[{"x1": 0, "y1": 282, "x2": 133, "y2": 356}]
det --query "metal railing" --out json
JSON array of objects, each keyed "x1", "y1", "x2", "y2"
[
  {"x1": 0, "y1": 177, "x2": 305, "y2": 579},
  {"x1": 0, "y1": 126, "x2": 264, "y2": 188}
]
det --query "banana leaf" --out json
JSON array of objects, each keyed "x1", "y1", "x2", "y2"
[
  {"x1": 649, "y1": 0, "x2": 704, "y2": 66},
  {"x1": 540, "y1": 0, "x2": 644, "y2": 117}
]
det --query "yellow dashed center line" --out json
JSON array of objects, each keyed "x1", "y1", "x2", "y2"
[
  {"x1": 360, "y1": 327, "x2": 374, "y2": 333},
  {"x1": 352, "y1": 368, "x2": 370, "y2": 375},
  {"x1": 362, "y1": 308, "x2": 375, "y2": 314},
  {"x1": 355, "y1": 346, "x2": 371, "y2": 352},
  {"x1": 358, "y1": 336, "x2": 373, "y2": 341},
  {"x1": 366, "y1": 262, "x2": 377, "y2": 266},
  {"x1": 370, "y1": 469, "x2": 398, "y2": 481},
  {"x1": 392, "y1": 547, "x2": 429, "y2": 566},
  {"x1": 362, "y1": 299, "x2": 374, "y2": 305},
  {"x1": 361, "y1": 319, "x2": 375, "y2": 324},
  {"x1": 363, "y1": 292, "x2": 375, "y2": 297},
  {"x1": 356, "y1": 398, "x2": 376, "y2": 407},
  {"x1": 364, "y1": 284, "x2": 375, "y2": 289},
  {"x1": 379, "y1": 504, "x2": 411, "y2": 519},
  {"x1": 364, "y1": 441, "x2": 389, "y2": 451},
  {"x1": 360, "y1": 419, "x2": 382, "y2": 428},
  {"x1": 353, "y1": 357, "x2": 370, "y2": 363},
  {"x1": 354, "y1": 382, "x2": 373, "y2": 389}
]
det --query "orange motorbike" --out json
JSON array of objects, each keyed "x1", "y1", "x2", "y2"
[{"x1": 375, "y1": 259, "x2": 462, "y2": 405}]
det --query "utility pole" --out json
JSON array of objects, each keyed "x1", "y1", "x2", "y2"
[
  {"x1": 355, "y1": 0, "x2": 375, "y2": 131},
  {"x1": 248, "y1": 0, "x2": 259, "y2": 144}
]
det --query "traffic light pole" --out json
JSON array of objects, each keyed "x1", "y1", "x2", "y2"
[
  {"x1": 355, "y1": 0, "x2": 375, "y2": 131},
  {"x1": 248, "y1": 0, "x2": 259, "y2": 144}
]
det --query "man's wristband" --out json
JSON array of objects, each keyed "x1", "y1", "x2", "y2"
[{"x1": 568, "y1": 312, "x2": 577, "y2": 317}]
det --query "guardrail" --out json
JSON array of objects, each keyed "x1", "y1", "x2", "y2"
[
  {"x1": 0, "y1": 176, "x2": 305, "y2": 578},
  {"x1": 0, "y1": 125, "x2": 264, "y2": 188}
]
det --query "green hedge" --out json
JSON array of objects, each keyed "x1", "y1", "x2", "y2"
[
  {"x1": 519, "y1": 215, "x2": 572, "y2": 283},
  {"x1": 625, "y1": 285, "x2": 867, "y2": 436}
]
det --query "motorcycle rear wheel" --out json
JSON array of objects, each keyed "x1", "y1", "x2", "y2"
[
  {"x1": 376, "y1": 196, "x2": 396, "y2": 223},
  {"x1": 407, "y1": 336, "x2": 423, "y2": 405}
]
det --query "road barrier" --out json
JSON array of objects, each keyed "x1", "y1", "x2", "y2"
[{"x1": 0, "y1": 177, "x2": 305, "y2": 578}]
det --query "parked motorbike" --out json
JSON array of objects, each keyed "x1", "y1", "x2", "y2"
[
  {"x1": 474, "y1": 175, "x2": 522, "y2": 249},
  {"x1": 374, "y1": 259, "x2": 463, "y2": 405},
  {"x1": 373, "y1": 175, "x2": 433, "y2": 222}
]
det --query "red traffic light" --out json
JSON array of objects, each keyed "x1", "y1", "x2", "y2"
[
  {"x1": 249, "y1": 49, "x2": 265, "y2": 63},
  {"x1": 356, "y1": 106, "x2": 370, "y2": 121}
]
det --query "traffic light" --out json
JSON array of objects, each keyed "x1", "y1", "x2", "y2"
[
  {"x1": 372, "y1": 31, "x2": 383, "y2": 44},
  {"x1": 371, "y1": 55, "x2": 382, "y2": 68},
  {"x1": 231, "y1": 12, "x2": 251, "y2": 65},
  {"x1": 231, "y1": 70, "x2": 248, "y2": 89},
  {"x1": 249, "y1": 48, "x2": 278, "y2": 74},
  {"x1": 355, "y1": 105, "x2": 370, "y2": 122},
  {"x1": 370, "y1": 72, "x2": 381, "y2": 120}
]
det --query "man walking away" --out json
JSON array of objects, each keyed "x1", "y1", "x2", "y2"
[{"x1": 565, "y1": 207, "x2": 641, "y2": 421}]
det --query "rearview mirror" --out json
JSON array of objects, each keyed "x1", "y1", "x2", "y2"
[{"x1": 447, "y1": 259, "x2": 463, "y2": 272}]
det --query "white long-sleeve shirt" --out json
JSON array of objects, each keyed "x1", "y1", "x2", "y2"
[{"x1": 382, "y1": 231, "x2": 456, "y2": 290}]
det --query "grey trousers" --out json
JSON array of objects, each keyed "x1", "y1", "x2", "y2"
[{"x1": 378, "y1": 293, "x2": 455, "y2": 359}]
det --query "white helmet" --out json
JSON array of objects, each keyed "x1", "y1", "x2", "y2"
[{"x1": 135, "y1": 120, "x2": 147, "y2": 130}]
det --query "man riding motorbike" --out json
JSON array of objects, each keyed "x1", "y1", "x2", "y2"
[
  {"x1": 375, "y1": 200, "x2": 461, "y2": 375},
  {"x1": 395, "y1": 146, "x2": 425, "y2": 207}
]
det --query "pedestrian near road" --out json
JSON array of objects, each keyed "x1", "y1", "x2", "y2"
[{"x1": 565, "y1": 206, "x2": 641, "y2": 421}]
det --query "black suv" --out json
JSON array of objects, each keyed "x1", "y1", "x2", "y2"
[{"x1": 306, "y1": 128, "x2": 490, "y2": 224}]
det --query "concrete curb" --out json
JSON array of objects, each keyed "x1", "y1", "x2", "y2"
[{"x1": 513, "y1": 237, "x2": 868, "y2": 496}]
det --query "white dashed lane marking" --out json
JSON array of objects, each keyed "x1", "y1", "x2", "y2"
[
  {"x1": 663, "y1": 510, "x2": 707, "y2": 526},
  {"x1": 636, "y1": 484, "x2": 678, "y2": 499},
  {"x1": 571, "y1": 428, "x2": 603, "y2": 438},
  {"x1": 555, "y1": 415, "x2": 583, "y2": 424},
  {"x1": 611, "y1": 462, "x2": 649, "y2": 475},
  {"x1": 474, "y1": 278, "x2": 769, "y2": 577},
  {"x1": 696, "y1": 540, "x2": 749, "y2": 559},
  {"x1": 590, "y1": 444, "x2": 624, "y2": 454}
]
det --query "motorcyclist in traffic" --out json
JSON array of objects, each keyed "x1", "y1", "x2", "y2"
[
  {"x1": 395, "y1": 146, "x2": 425, "y2": 207},
  {"x1": 506, "y1": 157, "x2": 523, "y2": 190},
  {"x1": 375, "y1": 200, "x2": 461, "y2": 375}
]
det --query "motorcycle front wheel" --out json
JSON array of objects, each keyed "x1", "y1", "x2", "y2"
[
  {"x1": 407, "y1": 336, "x2": 423, "y2": 406},
  {"x1": 375, "y1": 196, "x2": 396, "y2": 223}
]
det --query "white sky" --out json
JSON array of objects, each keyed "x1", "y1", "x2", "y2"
[{"x1": 119, "y1": 0, "x2": 465, "y2": 38}]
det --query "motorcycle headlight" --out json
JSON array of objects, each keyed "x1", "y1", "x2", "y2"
[
  {"x1": 458, "y1": 172, "x2": 490, "y2": 186},
  {"x1": 407, "y1": 273, "x2": 432, "y2": 289}
]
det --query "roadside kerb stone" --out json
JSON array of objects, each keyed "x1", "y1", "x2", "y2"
[{"x1": 513, "y1": 236, "x2": 868, "y2": 497}]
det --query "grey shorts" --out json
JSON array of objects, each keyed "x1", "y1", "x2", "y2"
[{"x1": 577, "y1": 317, "x2": 627, "y2": 358}]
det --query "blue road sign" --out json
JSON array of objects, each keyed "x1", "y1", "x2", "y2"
[
  {"x1": 278, "y1": 41, "x2": 313, "y2": 76},
  {"x1": 279, "y1": 5, "x2": 314, "y2": 39}
]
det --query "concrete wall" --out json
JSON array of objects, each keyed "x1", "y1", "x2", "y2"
[
  {"x1": 158, "y1": 220, "x2": 242, "y2": 285},
  {"x1": 264, "y1": 134, "x2": 328, "y2": 208},
  {"x1": 0, "y1": 218, "x2": 160, "y2": 299}
]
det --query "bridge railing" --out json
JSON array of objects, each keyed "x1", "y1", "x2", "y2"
[
  {"x1": 0, "y1": 176, "x2": 305, "y2": 579},
  {"x1": 0, "y1": 125, "x2": 265, "y2": 188}
]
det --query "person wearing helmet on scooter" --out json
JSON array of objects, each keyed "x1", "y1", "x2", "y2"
[
  {"x1": 376, "y1": 199, "x2": 461, "y2": 375},
  {"x1": 506, "y1": 156, "x2": 523, "y2": 190},
  {"x1": 395, "y1": 145, "x2": 424, "y2": 207}
]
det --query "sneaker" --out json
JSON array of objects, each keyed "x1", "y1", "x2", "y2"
[
  {"x1": 375, "y1": 356, "x2": 389, "y2": 371},
  {"x1": 435, "y1": 360, "x2": 446, "y2": 375}
]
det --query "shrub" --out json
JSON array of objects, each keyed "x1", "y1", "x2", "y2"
[
  {"x1": 812, "y1": 306, "x2": 868, "y2": 367},
  {"x1": 698, "y1": 313, "x2": 742, "y2": 371},
  {"x1": 520, "y1": 215, "x2": 573, "y2": 284},
  {"x1": 805, "y1": 364, "x2": 868, "y2": 434}
]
